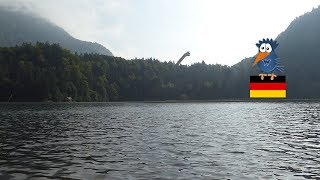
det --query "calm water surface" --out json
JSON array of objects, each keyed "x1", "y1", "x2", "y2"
[{"x1": 0, "y1": 102, "x2": 320, "y2": 179}]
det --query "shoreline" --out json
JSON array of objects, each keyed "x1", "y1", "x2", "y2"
[{"x1": 1, "y1": 99, "x2": 320, "y2": 104}]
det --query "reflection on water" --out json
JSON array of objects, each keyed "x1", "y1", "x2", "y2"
[{"x1": 0, "y1": 102, "x2": 320, "y2": 179}]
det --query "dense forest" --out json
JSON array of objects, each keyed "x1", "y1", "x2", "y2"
[
  {"x1": 0, "y1": 42, "x2": 244, "y2": 102},
  {"x1": 1, "y1": 6, "x2": 320, "y2": 101}
]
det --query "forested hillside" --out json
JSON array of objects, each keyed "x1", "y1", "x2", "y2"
[
  {"x1": 276, "y1": 7, "x2": 320, "y2": 98},
  {"x1": 1, "y1": 6, "x2": 320, "y2": 101},
  {"x1": 0, "y1": 43, "x2": 235, "y2": 101},
  {"x1": 231, "y1": 7, "x2": 320, "y2": 99}
]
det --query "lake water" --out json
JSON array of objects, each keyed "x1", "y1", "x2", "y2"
[{"x1": 0, "y1": 102, "x2": 319, "y2": 179}]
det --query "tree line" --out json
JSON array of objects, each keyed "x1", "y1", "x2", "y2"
[{"x1": 0, "y1": 42, "x2": 252, "y2": 102}]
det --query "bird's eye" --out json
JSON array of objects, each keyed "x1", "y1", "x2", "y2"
[
  {"x1": 259, "y1": 43, "x2": 266, "y2": 52},
  {"x1": 265, "y1": 43, "x2": 272, "y2": 52}
]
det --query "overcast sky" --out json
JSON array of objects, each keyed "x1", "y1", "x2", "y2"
[{"x1": 1, "y1": 0, "x2": 320, "y2": 65}]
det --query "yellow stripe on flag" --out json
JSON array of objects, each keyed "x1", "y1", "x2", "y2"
[{"x1": 250, "y1": 90, "x2": 286, "y2": 98}]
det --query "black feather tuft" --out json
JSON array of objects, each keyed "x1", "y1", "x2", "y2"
[{"x1": 256, "y1": 38, "x2": 279, "y2": 49}]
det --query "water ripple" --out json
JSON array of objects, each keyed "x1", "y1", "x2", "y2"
[{"x1": 0, "y1": 102, "x2": 320, "y2": 179}]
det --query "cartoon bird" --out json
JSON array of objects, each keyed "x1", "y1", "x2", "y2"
[{"x1": 252, "y1": 38, "x2": 284, "y2": 80}]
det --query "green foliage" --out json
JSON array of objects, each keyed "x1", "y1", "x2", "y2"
[
  {"x1": 1, "y1": 6, "x2": 320, "y2": 101},
  {"x1": 0, "y1": 42, "x2": 237, "y2": 101},
  {"x1": 2, "y1": 21, "x2": 320, "y2": 102}
]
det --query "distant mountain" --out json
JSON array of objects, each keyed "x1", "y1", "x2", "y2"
[
  {"x1": 0, "y1": 7, "x2": 113, "y2": 56},
  {"x1": 276, "y1": 7, "x2": 320, "y2": 98},
  {"x1": 232, "y1": 6, "x2": 320, "y2": 99},
  {"x1": 1, "y1": 6, "x2": 320, "y2": 101}
]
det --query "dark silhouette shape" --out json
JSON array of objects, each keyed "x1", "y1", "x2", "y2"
[{"x1": 175, "y1": 51, "x2": 190, "y2": 66}]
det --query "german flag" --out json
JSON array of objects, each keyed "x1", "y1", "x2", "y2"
[{"x1": 250, "y1": 76, "x2": 286, "y2": 98}]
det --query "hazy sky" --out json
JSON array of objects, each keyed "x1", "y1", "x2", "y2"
[{"x1": 1, "y1": 0, "x2": 320, "y2": 65}]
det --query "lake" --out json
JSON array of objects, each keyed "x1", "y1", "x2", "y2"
[{"x1": 0, "y1": 102, "x2": 319, "y2": 179}]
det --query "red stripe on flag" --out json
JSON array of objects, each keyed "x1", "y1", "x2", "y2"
[{"x1": 250, "y1": 83, "x2": 286, "y2": 90}]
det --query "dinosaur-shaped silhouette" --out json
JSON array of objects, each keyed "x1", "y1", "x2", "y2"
[{"x1": 175, "y1": 51, "x2": 190, "y2": 66}]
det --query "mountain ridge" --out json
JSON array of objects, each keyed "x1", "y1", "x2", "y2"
[
  {"x1": 1, "y1": 6, "x2": 320, "y2": 101},
  {"x1": 231, "y1": 6, "x2": 320, "y2": 98},
  {"x1": 0, "y1": 7, "x2": 113, "y2": 56}
]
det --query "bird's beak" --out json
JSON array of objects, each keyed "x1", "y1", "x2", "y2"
[{"x1": 253, "y1": 52, "x2": 269, "y2": 66}]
